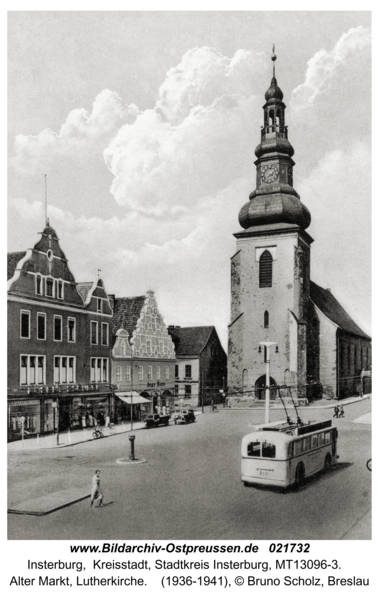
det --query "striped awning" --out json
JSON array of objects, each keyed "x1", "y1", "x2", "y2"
[{"x1": 115, "y1": 392, "x2": 152, "y2": 405}]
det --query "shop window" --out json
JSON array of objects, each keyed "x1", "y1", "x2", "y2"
[
  {"x1": 20, "y1": 310, "x2": 30, "y2": 339},
  {"x1": 54, "y1": 316, "x2": 62, "y2": 341},
  {"x1": 37, "y1": 313, "x2": 46, "y2": 340},
  {"x1": 67, "y1": 318, "x2": 76, "y2": 342},
  {"x1": 91, "y1": 321, "x2": 98, "y2": 344},
  {"x1": 259, "y1": 250, "x2": 273, "y2": 288},
  {"x1": 101, "y1": 323, "x2": 109, "y2": 346}
]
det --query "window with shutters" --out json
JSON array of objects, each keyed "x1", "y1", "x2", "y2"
[{"x1": 259, "y1": 250, "x2": 273, "y2": 287}]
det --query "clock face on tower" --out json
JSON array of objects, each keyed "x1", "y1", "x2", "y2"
[{"x1": 261, "y1": 164, "x2": 279, "y2": 184}]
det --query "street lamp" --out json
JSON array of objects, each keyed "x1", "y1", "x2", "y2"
[{"x1": 259, "y1": 341, "x2": 278, "y2": 424}]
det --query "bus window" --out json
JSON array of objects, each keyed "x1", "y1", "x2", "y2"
[
  {"x1": 311, "y1": 434, "x2": 318, "y2": 448},
  {"x1": 318, "y1": 432, "x2": 325, "y2": 446},
  {"x1": 325, "y1": 431, "x2": 331, "y2": 443},
  {"x1": 303, "y1": 436, "x2": 311, "y2": 451},
  {"x1": 262, "y1": 442, "x2": 276, "y2": 458},
  {"x1": 247, "y1": 442, "x2": 260, "y2": 457},
  {"x1": 293, "y1": 440, "x2": 303, "y2": 456}
]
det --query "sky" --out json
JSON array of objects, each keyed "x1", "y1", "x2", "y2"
[{"x1": 7, "y1": 11, "x2": 372, "y2": 348}]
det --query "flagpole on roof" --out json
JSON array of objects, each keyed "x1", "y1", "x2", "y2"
[{"x1": 44, "y1": 174, "x2": 49, "y2": 226}]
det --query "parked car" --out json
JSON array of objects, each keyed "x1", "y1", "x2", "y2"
[
  {"x1": 173, "y1": 409, "x2": 196, "y2": 425},
  {"x1": 144, "y1": 413, "x2": 170, "y2": 428}
]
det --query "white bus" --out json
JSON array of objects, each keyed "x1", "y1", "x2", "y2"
[{"x1": 241, "y1": 419, "x2": 338, "y2": 488}]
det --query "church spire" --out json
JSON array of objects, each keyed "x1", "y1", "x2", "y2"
[{"x1": 238, "y1": 50, "x2": 311, "y2": 231}]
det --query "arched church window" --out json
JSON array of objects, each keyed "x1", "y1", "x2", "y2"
[
  {"x1": 259, "y1": 250, "x2": 273, "y2": 288},
  {"x1": 269, "y1": 109, "x2": 275, "y2": 126},
  {"x1": 264, "y1": 311, "x2": 269, "y2": 328},
  {"x1": 242, "y1": 369, "x2": 248, "y2": 391}
]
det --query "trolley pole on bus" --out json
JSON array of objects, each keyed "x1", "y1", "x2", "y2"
[{"x1": 259, "y1": 341, "x2": 278, "y2": 424}]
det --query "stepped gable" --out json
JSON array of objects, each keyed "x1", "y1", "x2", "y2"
[{"x1": 310, "y1": 281, "x2": 371, "y2": 340}]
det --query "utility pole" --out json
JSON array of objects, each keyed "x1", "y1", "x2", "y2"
[{"x1": 259, "y1": 341, "x2": 278, "y2": 424}]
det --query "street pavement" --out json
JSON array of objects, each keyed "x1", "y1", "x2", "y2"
[{"x1": 8, "y1": 397, "x2": 371, "y2": 540}]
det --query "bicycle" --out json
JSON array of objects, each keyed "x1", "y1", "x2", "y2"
[{"x1": 92, "y1": 426, "x2": 104, "y2": 439}]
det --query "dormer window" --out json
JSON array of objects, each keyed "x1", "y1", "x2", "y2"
[
  {"x1": 36, "y1": 275, "x2": 42, "y2": 295},
  {"x1": 97, "y1": 298, "x2": 102, "y2": 313},
  {"x1": 57, "y1": 280, "x2": 63, "y2": 300},
  {"x1": 46, "y1": 278, "x2": 54, "y2": 297}
]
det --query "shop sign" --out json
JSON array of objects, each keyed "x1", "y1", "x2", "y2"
[{"x1": 9, "y1": 400, "x2": 40, "y2": 407}]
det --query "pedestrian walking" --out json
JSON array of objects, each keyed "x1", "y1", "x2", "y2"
[
  {"x1": 333, "y1": 405, "x2": 339, "y2": 419},
  {"x1": 228, "y1": 398, "x2": 232, "y2": 409},
  {"x1": 90, "y1": 469, "x2": 104, "y2": 508},
  {"x1": 338, "y1": 403, "x2": 345, "y2": 418}
]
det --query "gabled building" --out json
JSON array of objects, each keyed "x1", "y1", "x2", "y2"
[
  {"x1": 168, "y1": 326, "x2": 227, "y2": 406},
  {"x1": 110, "y1": 291, "x2": 176, "y2": 420},
  {"x1": 7, "y1": 223, "x2": 113, "y2": 437}
]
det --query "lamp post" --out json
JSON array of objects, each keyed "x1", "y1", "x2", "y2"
[{"x1": 259, "y1": 341, "x2": 278, "y2": 424}]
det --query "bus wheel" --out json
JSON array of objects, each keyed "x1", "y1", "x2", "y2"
[
  {"x1": 295, "y1": 462, "x2": 305, "y2": 485},
  {"x1": 324, "y1": 453, "x2": 332, "y2": 469}
]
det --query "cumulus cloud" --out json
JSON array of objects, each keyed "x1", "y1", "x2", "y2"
[
  {"x1": 297, "y1": 141, "x2": 371, "y2": 334},
  {"x1": 104, "y1": 47, "x2": 266, "y2": 216},
  {"x1": 11, "y1": 90, "x2": 139, "y2": 174},
  {"x1": 291, "y1": 26, "x2": 371, "y2": 112}
]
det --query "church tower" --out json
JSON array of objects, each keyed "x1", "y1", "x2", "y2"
[{"x1": 228, "y1": 49, "x2": 313, "y2": 402}]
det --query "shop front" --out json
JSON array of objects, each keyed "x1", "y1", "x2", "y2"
[{"x1": 114, "y1": 391, "x2": 152, "y2": 422}]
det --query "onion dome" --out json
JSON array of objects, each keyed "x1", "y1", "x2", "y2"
[
  {"x1": 265, "y1": 77, "x2": 284, "y2": 102},
  {"x1": 236, "y1": 49, "x2": 311, "y2": 232}
]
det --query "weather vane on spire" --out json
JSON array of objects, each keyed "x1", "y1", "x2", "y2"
[{"x1": 271, "y1": 44, "x2": 277, "y2": 78}]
